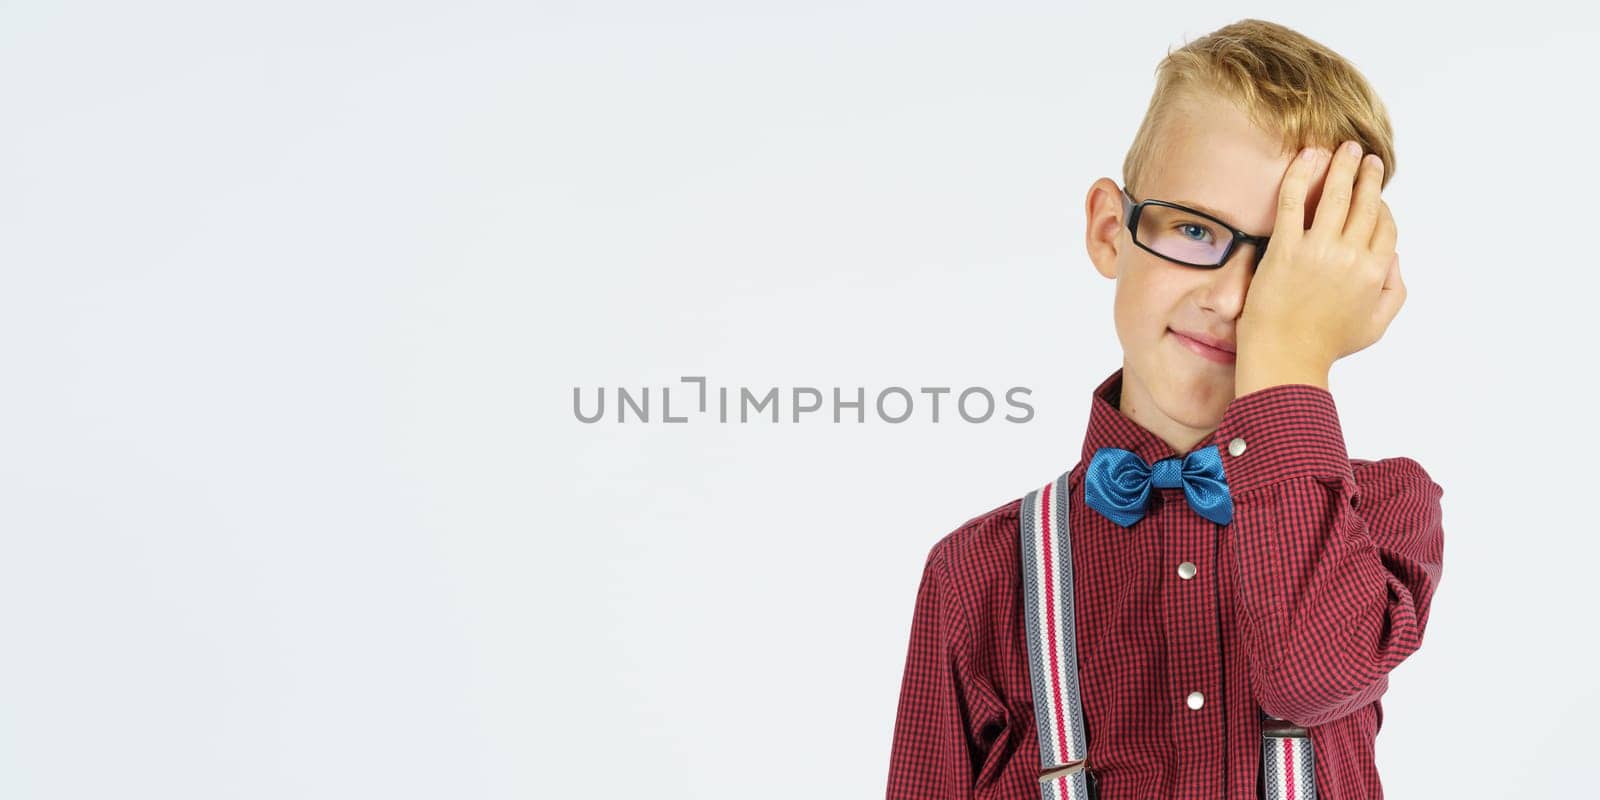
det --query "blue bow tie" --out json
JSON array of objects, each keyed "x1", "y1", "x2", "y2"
[{"x1": 1084, "y1": 446, "x2": 1233, "y2": 527}]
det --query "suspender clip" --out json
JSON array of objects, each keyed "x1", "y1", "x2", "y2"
[
  {"x1": 1038, "y1": 759, "x2": 1088, "y2": 783},
  {"x1": 1261, "y1": 715, "x2": 1310, "y2": 739}
]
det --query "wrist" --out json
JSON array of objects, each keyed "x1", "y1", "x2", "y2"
[{"x1": 1234, "y1": 352, "x2": 1331, "y2": 395}]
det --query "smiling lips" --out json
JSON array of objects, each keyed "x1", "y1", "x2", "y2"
[{"x1": 1171, "y1": 329, "x2": 1237, "y2": 365}]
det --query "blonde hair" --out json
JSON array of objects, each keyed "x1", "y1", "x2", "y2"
[{"x1": 1122, "y1": 19, "x2": 1396, "y2": 196}]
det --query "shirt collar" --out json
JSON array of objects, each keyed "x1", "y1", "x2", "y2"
[{"x1": 1079, "y1": 366, "x2": 1218, "y2": 470}]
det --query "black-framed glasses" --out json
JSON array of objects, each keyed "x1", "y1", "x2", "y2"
[{"x1": 1120, "y1": 185, "x2": 1270, "y2": 270}]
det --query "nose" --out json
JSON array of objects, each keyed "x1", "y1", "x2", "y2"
[
  {"x1": 1198, "y1": 243, "x2": 1256, "y2": 317},
  {"x1": 1238, "y1": 239, "x2": 1267, "y2": 272}
]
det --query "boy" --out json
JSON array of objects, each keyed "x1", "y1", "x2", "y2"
[{"x1": 886, "y1": 19, "x2": 1444, "y2": 800}]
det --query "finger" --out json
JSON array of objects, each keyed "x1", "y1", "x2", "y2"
[
  {"x1": 1370, "y1": 199, "x2": 1397, "y2": 256},
  {"x1": 1273, "y1": 146, "x2": 1326, "y2": 243},
  {"x1": 1310, "y1": 140, "x2": 1365, "y2": 237},
  {"x1": 1344, "y1": 152, "x2": 1385, "y2": 244}
]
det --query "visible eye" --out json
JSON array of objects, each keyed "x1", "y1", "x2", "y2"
[{"x1": 1175, "y1": 222, "x2": 1215, "y2": 243}]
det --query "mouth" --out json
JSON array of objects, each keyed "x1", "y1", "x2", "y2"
[{"x1": 1170, "y1": 328, "x2": 1237, "y2": 365}]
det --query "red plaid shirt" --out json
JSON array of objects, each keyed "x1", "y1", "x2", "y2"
[{"x1": 887, "y1": 368, "x2": 1445, "y2": 799}]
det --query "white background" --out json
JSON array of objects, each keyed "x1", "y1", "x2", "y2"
[{"x1": 2, "y1": 2, "x2": 1594, "y2": 798}]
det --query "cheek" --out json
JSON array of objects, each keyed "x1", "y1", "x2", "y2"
[
  {"x1": 1113, "y1": 264, "x2": 1183, "y2": 334},
  {"x1": 1109, "y1": 271, "x2": 1142, "y2": 340}
]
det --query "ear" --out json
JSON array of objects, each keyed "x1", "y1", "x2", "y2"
[{"x1": 1085, "y1": 178, "x2": 1125, "y2": 280}]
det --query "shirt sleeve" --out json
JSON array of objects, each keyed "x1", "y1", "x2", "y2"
[
  {"x1": 886, "y1": 540, "x2": 1008, "y2": 799},
  {"x1": 1211, "y1": 383, "x2": 1446, "y2": 728}
]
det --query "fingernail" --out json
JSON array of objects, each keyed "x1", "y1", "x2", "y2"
[
  {"x1": 1300, "y1": 147, "x2": 1316, "y2": 162},
  {"x1": 1342, "y1": 140, "x2": 1360, "y2": 157}
]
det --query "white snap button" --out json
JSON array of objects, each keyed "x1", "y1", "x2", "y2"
[
  {"x1": 1177, "y1": 561, "x2": 1197, "y2": 580},
  {"x1": 1187, "y1": 691, "x2": 1205, "y2": 710},
  {"x1": 1228, "y1": 437, "x2": 1247, "y2": 457}
]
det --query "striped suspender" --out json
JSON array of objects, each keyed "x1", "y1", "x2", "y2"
[
  {"x1": 1020, "y1": 473, "x2": 1092, "y2": 800},
  {"x1": 1018, "y1": 471, "x2": 1319, "y2": 800},
  {"x1": 1261, "y1": 715, "x2": 1317, "y2": 800}
]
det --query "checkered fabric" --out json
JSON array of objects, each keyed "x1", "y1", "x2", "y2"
[{"x1": 886, "y1": 368, "x2": 1444, "y2": 799}]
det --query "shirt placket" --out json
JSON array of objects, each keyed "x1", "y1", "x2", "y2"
[{"x1": 1158, "y1": 486, "x2": 1227, "y2": 798}]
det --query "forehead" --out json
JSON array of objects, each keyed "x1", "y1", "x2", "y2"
[{"x1": 1140, "y1": 93, "x2": 1295, "y2": 234}]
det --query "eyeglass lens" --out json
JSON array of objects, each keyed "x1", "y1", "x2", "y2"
[{"x1": 1135, "y1": 204, "x2": 1236, "y2": 266}]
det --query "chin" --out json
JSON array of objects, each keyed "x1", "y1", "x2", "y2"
[{"x1": 1152, "y1": 361, "x2": 1232, "y2": 420}]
